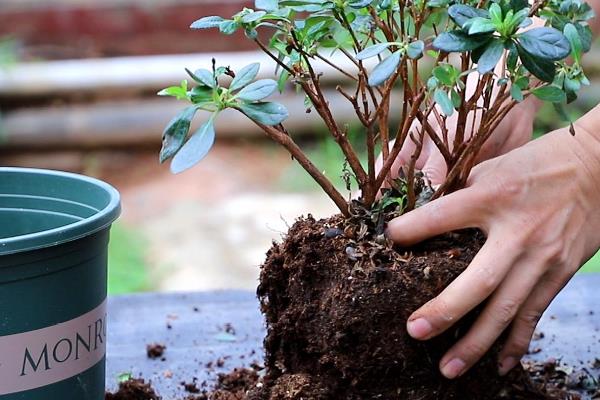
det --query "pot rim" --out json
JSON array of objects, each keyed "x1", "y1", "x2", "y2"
[{"x1": 0, "y1": 167, "x2": 121, "y2": 256}]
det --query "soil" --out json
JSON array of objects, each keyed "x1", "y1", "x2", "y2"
[
  {"x1": 105, "y1": 378, "x2": 161, "y2": 400},
  {"x1": 106, "y1": 213, "x2": 589, "y2": 400},
  {"x1": 146, "y1": 343, "x2": 167, "y2": 360},
  {"x1": 248, "y1": 214, "x2": 565, "y2": 399}
]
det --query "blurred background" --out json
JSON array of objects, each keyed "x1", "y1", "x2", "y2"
[{"x1": 1, "y1": 0, "x2": 599, "y2": 295}]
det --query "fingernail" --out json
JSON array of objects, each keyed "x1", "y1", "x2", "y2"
[
  {"x1": 407, "y1": 318, "x2": 432, "y2": 339},
  {"x1": 498, "y1": 357, "x2": 518, "y2": 376},
  {"x1": 441, "y1": 358, "x2": 466, "y2": 379}
]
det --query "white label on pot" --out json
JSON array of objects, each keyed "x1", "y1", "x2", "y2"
[{"x1": 0, "y1": 299, "x2": 107, "y2": 395}]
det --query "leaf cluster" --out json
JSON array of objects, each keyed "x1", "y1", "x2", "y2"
[{"x1": 159, "y1": 0, "x2": 595, "y2": 214}]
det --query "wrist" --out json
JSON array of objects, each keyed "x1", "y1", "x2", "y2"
[{"x1": 566, "y1": 111, "x2": 600, "y2": 209}]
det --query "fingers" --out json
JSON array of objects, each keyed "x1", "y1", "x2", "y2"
[
  {"x1": 437, "y1": 254, "x2": 546, "y2": 378},
  {"x1": 407, "y1": 236, "x2": 518, "y2": 341},
  {"x1": 497, "y1": 269, "x2": 571, "y2": 375},
  {"x1": 422, "y1": 149, "x2": 447, "y2": 186},
  {"x1": 386, "y1": 187, "x2": 484, "y2": 246}
]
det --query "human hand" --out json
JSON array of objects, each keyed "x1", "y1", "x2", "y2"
[{"x1": 386, "y1": 118, "x2": 600, "y2": 379}]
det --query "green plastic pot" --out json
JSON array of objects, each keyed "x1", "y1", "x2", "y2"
[{"x1": 0, "y1": 167, "x2": 121, "y2": 399}]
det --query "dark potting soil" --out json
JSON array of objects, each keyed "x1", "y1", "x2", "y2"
[
  {"x1": 106, "y1": 214, "x2": 587, "y2": 400},
  {"x1": 105, "y1": 369, "x2": 260, "y2": 400},
  {"x1": 105, "y1": 378, "x2": 161, "y2": 400},
  {"x1": 249, "y1": 214, "x2": 577, "y2": 400},
  {"x1": 146, "y1": 343, "x2": 167, "y2": 360}
]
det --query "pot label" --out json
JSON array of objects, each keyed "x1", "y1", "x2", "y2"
[{"x1": 0, "y1": 299, "x2": 107, "y2": 395}]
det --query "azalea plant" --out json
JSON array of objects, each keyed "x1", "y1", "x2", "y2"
[{"x1": 159, "y1": 0, "x2": 593, "y2": 217}]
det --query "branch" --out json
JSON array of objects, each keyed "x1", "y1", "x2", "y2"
[
  {"x1": 249, "y1": 118, "x2": 350, "y2": 216},
  {"x1": 314, "y1": 52, "x2": 358, "y2": 81},
  {"x1": 370, "y1": 89, "x2": 427, "y2": 204},
  {"x1": 253, "y1": 38, "x2": 294, "y2": 75},
  {"x1": 416, "y1": 109, "x2": 452, "y2": 163},
  {"x1": 289, "y1": 35, "x2": 369, "y2": 191}
]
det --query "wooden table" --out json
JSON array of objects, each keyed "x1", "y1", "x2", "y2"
[{"x1": 106, "y1": 274, "x2": 600, "y2": 399}]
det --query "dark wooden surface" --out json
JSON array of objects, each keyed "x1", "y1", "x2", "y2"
[{"x1": 106, "y1": 274, "x2": 600, "y2": 399}]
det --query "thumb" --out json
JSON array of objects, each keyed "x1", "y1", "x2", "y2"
[{"x1": 386, "y1": 188, "x2": 483, "y2": 246}]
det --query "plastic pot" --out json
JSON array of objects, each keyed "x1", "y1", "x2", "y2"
[{"x1": 0, "y1": 167, "x2": 121, "y2": 399}]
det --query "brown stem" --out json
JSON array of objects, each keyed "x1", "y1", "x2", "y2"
[
  {"x1": 406, "y1": 128, "x2": 425, "y2": 211},
  {"x1": 248, "y1": 118, "x2": 349, "y2": 215},
  {"x1": 370, "y1": 89, "x2": 426, "y2": 204},
  {"x1": 368, "y1": 7, "x2": 394, "y2": 42},
  {"x1": 291, "y1": 40, "x2": 369, "y2": 192},
  {"x1": 336, "y1": 85, "x2": 369, "y2": 126},
  {"x1": 314, "y1": 53, "x2": 358, "y2": 81},
  {"x1": 367, "y1": 123, "x2": 376, "y2": 187},
  {"x1": 253, "y1": 38, "x2": 294, "y2": 75},
  {"x1": 530, "y1": 0, "x2": 547, "y2": 16},
  {"x1": 453, "y1": 54, "x2": 471, "y2": 153},
  {"x1": 433, "y1": 93, "x2": 519, "y2": 198},
  {"x1": 416, "y1": 110, "x2": 452, "y2": 163}
]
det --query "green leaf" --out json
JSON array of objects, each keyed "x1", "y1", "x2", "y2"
[
  {"x1": 471, "y1": 38, "x2": 492, "y2": 63},
  {"x1": 434, "y1": 89, "x2": 454, "y2": 116},
  {"x1": 190, "y1": 16, "x2": 225, "y2": 29},
  {"x1": 506, "y1": 8, "x2": 529, "y2": 32},
  {"x1": 171, "y1": 119, "x2": 216, "y2": 174},
  {"x1": 477, "y1": 39, "x2": 504, "y2": 74},
  {"x1": 506, "y1": 42, "x2": 519, "y2": 70},
  {"x1": 563, "y1": 76, "x2": 581, "y2": 92},
  {"x1": 489, "y1": 3, "x2": 503, "y2": 27},
  {"x1": 553, "y1": 103, "x2": 572, "y2": 124},
  {"x1": 425, "y1": 10, "x2": 444, "y2": 27},
  {"x1": 368, "y1": 51, "x2": 401, "y2": 86},
  {"x1": 189, "y1": 86, "x2": 213, "y2": 104},
  {"x1": 239, "y1": 102, "x2": 289, "y2": 125},
  {"x1": 355, "y1": 43, "x2": 395, "y2": 60},
  {"x1": 186, "y1": 68, "x2": 215, "y2": 88},
  {"x1": 256, "y1": 0, "x2": 278, "y2": 10},
  {"x1": 518, "y1": 28, "x2": 570, "y2": 61},
  {"x1": 279, "y1": 0, "x2": 331, "y2": 11},
  {"x1": 510, "y1": 0, "x2": 529, "y2": 12},
  {"x1": 277, "y1": 69, "x2": 290, "y2": 92},
  {"x1": 433, "y1": 30, "x2": 489, "y2": 53},
  {"x1": 450, "y1": 89, "x2": 462, "y2": 108},
  {"x1": 510, "y1": 84, "x2": 523, "y2": 102},
  {"x1": 157, "y1": 80, "x2": 189, "y2": 100},
  {"x1": 514, "y1": 75, "x2": 529, "y2": 90},
  {"x1": 220, "y1": 20, "x2": 240, "y2": 35},
  {"x1": 245, "y1": 28, "x2": 258, "y2": 39},
  {"x1": 348, "y1": 0, "x2": 372, "y2": 8},
  {"x1": 236, "y1": 79, "x2": 278, "y2": 101},
  {"x1": 563, "y1": 23, "x2": 583, "y2": 64},
  {"x1": 230, "y1": 63, "x2": 260, "y2": 92},
  {"x1": 426, "y1": 76, "x2": 439, "y2": 91},
  {"x1": 517, "y1": 45, "x2": 556, "y2": 82},
  {"x1": 406, "y1": 40, "x2": 425, "y2": 59},
  {"x1": 160, "y1": 106, "x2": 198, "y2": 163},
  {"x1": 531, "y1": 85, "x2": 567, "y2": 103},
  {"x1": 427, "y1": 0, "x2": 450, "y2": 7},
  {"x1": 118, "y1": 372, "x2": 133, "y2": 383},
  {"x1": 241, "y1": 11, "x2": 267, "y2": 23},
  {"x1": 465, "y1": 17, "x2": 496, "y2": 35},
  {"x1": 447, "y1": 5, "x2": 489, "y2": 27},
  {"x1": 575, "y1": 23, "x2": 592, "y2": 53},
  {"x1": 432, "y1": 64, "x2": 457, "y2": 86}
]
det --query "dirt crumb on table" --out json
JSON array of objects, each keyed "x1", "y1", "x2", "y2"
[
  {"x1": 146, "y1": 343, "x2": 167, "y2": 360},
  {"x1": 105, "y1": 378, "x2": 160, "y2": 400}
]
